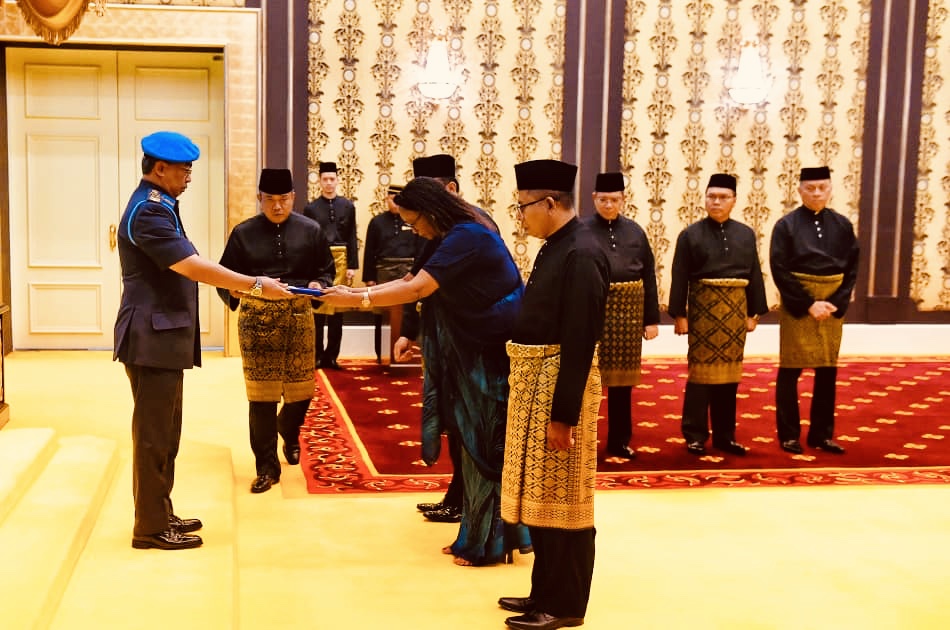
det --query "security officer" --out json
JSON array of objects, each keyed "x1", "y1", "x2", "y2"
[{"x1": 115, "y1": 131, "x2": 291, "y2": 550}]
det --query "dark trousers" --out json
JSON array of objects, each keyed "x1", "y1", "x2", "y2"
[
  {"x1": 681, "y1": 381, "x2": 740, "y2": 445},
  {"x1": 776, "y1": 366, "x2": 838, "y2": 443},
  {"x1": 125, "y1": 364, "x2": 183, "y2": 537},
  {"x1": 249, "y1": 400, "x2": 311, "y2": 477},
  {"x1": 605, "y1": 386, "x2": 633, "y2": 450},
  {"x1": 527, "y1": 526, "x2": 596, "y2": 619},
  {"x1": 441, "y1": 430, "x2": 463, "y2": 509},
  {"x1": 314, "y1": 312, "x2": 343, "y2": 365}
]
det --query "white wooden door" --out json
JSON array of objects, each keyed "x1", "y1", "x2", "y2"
[{"x1": 6, "y1": 48, "x2": 225, "y2": 349}]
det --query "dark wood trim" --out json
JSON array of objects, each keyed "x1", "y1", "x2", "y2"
[
  {"x1": 0, "y1": 47, "x2": 10, "y2": 355},
  {"x1": 261, "y1": 0, "x2": 290, "y2": 170},
  {"x1": 292, "y1": 0, "x2": 309, "y2": 206}
]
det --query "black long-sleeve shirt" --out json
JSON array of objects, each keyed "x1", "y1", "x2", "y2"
[
  {"x1": 512, "y1": 218, "x2": 609, "y2": 426},
  {"x1": 362, "y1": 211, "x2": 425, "y2": 283},
  {"x1": 216, "y1": 213, "x2": 336, "y2": 310},
  {"x1": 301, "y1": 195, "x2": 359, "y2": 269},
  {"x1": 668, "y1": 217, "x2": 769, "y2": 319},
  {"x1": 582, "y1": 213, "x2": 660, "y2": 326},
  {"x1": 769, "y1": 205, "x2": 859, "y2": 318}
]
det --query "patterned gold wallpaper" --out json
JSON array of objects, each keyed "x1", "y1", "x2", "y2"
[
  {"x1": 307, "y1": 0, "x2": 872, "y2": 308},
  {"x1": 306, "y1": 0, "x2": 566, "y2": 273},
  {"x1": 620, "y1": 0, "x2": 871, "y2": 307},
  {"x1": 916, "y1": 0, "x2": 950, "y2": 310}
]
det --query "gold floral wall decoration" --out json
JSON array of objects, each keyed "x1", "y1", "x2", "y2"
[
  {"x1": 777, "y1": 1, "x2": 808, "y2": 211},
  {"x1": 473, "y1": 0, "x2": 503, "y2": 213},
  {"x1": 333, "y1": 1, "x2": 366, "y2": 201},
  {"x1": 405, "y1": 5, "x2": 437, "y2": 182},
  {"x1": 368, "y1": 0, "x2": 404, "y2": 217},
  {"x1": 713, "y1": 2, "x2": 741, "y2": 178},
  {"x1": 506, "y1": 0, "x2": 542, "y2": 272},
  {"x1": 439, "y1": 0, "x2": 473, "y2": 167},
  {"x1": 678, "y1": 1, "x2": 712, "y2": 230},
  {"x1": 543, "y1": 0, "x2": 566, "y2": 159},
  {"x1": 742, "y1": 1, "x2": 777, "y2": 247},
  {"x1": 307, "y1": 0, "x2": 330, "y2": 202},
  {"x1": 843, "y1": 0, "x2": 871, "y2": 226},
  {"x1": 620, "y1": 1, "x2": 647, "y2": 220},
  {"x1": 645, "y1": 1, "x2": 676, "y2": 298},
  {"x1": 915, "y1": 0, "x2": 949, "y2": 309}
]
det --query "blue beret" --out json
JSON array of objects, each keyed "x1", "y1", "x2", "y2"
[{"x1": 141, "y1": 131, "x2": 200, "y2": 163}]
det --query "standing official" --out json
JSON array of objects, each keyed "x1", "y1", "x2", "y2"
[
  {"x1": 303, "y1": 161, "x2": 359, "y2": 370},
  {"x1": 582, "y1": 172, "x2": 659, "y2": 460},
  {"x1": 500, "y1": 159, "x2": 609, "y2": 630},
  {"x1": 770, "y1": 166, "x2": 859, "y2": 455},
  {"x1": 218, "y1": 168, "x2": 336, "y2": 493},
  {"x1": 668, "y1": 173, "x2": 768, "y2": 456},
  {"x1": 115, "y1": 132, "x2": 290, "y2": 550},
  {"x1": 363, "y1": 183, "x2": 425, "y2": 363}
]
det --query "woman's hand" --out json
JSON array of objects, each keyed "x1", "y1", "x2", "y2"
[{"x1": 318, "y1": 285, "x2": 359, "y2": 307}]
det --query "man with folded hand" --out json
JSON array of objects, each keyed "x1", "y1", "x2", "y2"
[
  {"x1": 770, "y1": 166, "x2": 859, "y2": 455},
  {"x1": 218, "y1": 168, "x2": 335, "y2": 493}
]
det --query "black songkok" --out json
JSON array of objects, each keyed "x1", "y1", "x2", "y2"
[
  {"x1": 387, "y1": 183, "x2": 405, "y2": 196},
  {"x1": 412, "y1": 154, "x2": 456, "y2": 179},
  {"x1": 706, "y1": 173, "x2": 737, "y2": 192},
  {"x1": 514, "y1": 159, "x2": 577, "y2": 192},
  {"x1": 800, "y1": 166, "x2": 831, "y2": 181},
  {"x1": 594, "y1": 172, "x2": 625, "y2": 192},
  {"x1": 319, "y1": 162, "x2": 337, "y2": 174},
  {"x1": 258, "y1": 168, "x2": 293, "y2": 194}
]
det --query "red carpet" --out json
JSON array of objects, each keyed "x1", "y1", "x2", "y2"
[{"x1": 300, "y1": 358, "x2": 950, "y2": 494}]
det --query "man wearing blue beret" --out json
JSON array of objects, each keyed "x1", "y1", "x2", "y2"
[{"x1": 115, "y1": 131, "x2": 293, "y2": 550}]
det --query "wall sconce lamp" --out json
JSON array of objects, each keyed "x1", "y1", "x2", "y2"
[
  {"x1": 416, "y1": 33, "x2": 461, "y2": 100},
  {"x1": 728, "y1": 40, "x2": 772, "y2": 106}
]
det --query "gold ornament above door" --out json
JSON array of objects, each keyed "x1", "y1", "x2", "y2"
[{"x1": 16, "y1": 0, "x2": 91, "y2": 45}]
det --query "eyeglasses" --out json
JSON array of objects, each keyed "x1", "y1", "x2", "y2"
[
  {"x1": 401, "y1": 212, "x2": 422, "y2": 227},
  {"x1": 516, "y1": 197, "x2": 549, "y2": 214}
]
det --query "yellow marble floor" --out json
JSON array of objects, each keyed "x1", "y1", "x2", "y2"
[{"x1": 4, "y1": 350, "x2": 950, "y2": 629}]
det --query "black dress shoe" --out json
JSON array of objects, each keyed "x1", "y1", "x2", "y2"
[
  {"x1": 250, "y1": 474, "x2": 279, "y2": 493},
  {"x1": 283, "y1": 443, "x2": 301, "y2": 465},
  {"x1": 780, "y1": 439, "x2": 804, "y2": 454},
  {"x1": 713, "y1": 440, "x2": 748, "y2": 456},
  {"x1": 423, "y1": 505, "x2": 462, "y2": 523},
  {"x1": 416, "y1": 500, "x2": 446, "y2": 512},
  {"x1": 605, "y1": 445, "x2": 637, "y2": 459},
  {"x1": 498, "y1": 596, "x2": 536, "y2": 613},
  {"x1": 319, "y1": 359, "x2": 342, "y2": 370},
  {"x1": 169, "y1": 514, "x2": 202, "y2": 533},
  {"x1": 808, "y1": 438, "x2": 845, "y2": 454},
  {"x1": 132, "y1": 528, "x2": 202, "y2": 550},
  {"x1": 686, "y1": 441, "x2": 706, "y2": 455},
  {"x1": 505, "y1": 611, "x2": 584, "y2": 629}
]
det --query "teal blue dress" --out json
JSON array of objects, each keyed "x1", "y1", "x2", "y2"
[{"x1": 420, "y1": 221, "x2": 532, "y2": 564}]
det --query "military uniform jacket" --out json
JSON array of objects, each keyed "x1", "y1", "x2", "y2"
[{"x1": 113, "y1": 180, "x2": 201, "y2": 370}]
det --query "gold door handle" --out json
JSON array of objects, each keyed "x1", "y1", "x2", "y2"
[{"x1": 109, "y1": 224, "x2": 117, "y2": 251}]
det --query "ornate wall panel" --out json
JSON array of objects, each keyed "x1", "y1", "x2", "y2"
[
  {"x1": 307, "y1": 0, "x2": 565, "y2": 276},
  {"x1": 622, "y1": 0, "x2": 870, "y2": 308},
  {"x1": 915, "y1": 0, "x2": 950, "y2": 310}
]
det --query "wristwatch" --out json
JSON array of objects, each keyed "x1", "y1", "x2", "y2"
[
  {"x1": 361, "y1": 287, "x2": 372, "y2": 308},
  {"x1": 249, "y1": 276, "x2": 263, "y2": 297}
]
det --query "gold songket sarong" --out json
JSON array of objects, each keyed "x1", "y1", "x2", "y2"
[
  {"x1": 779, "y1": 272, "x2": 844, "y2": 368},
  {"x1": 375, "y1": 257, "x2": 414, "y2": 284},
  {"x1": 501, "y1": 342, "x2": 600, "y2": 530},
  {"x1": 238, "y1": 295, "x2": 316, "y2": 403},
  {"x1": 687, "y1": 278, "x2": 749, "y2": 384},
  {"x1": 313, "y1": 245, "x2": 348, "y2": 315},
  {"x1": 599, "y1": 280, "x2": 644, "y2": 387}
]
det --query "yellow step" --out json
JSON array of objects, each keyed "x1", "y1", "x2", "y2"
[
  {"x1": 0, "y1": 434, "x2": 119, "y2": 629},
  {"x1": 0, "y1": 427, "x2": 57, "y2": 524}
]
